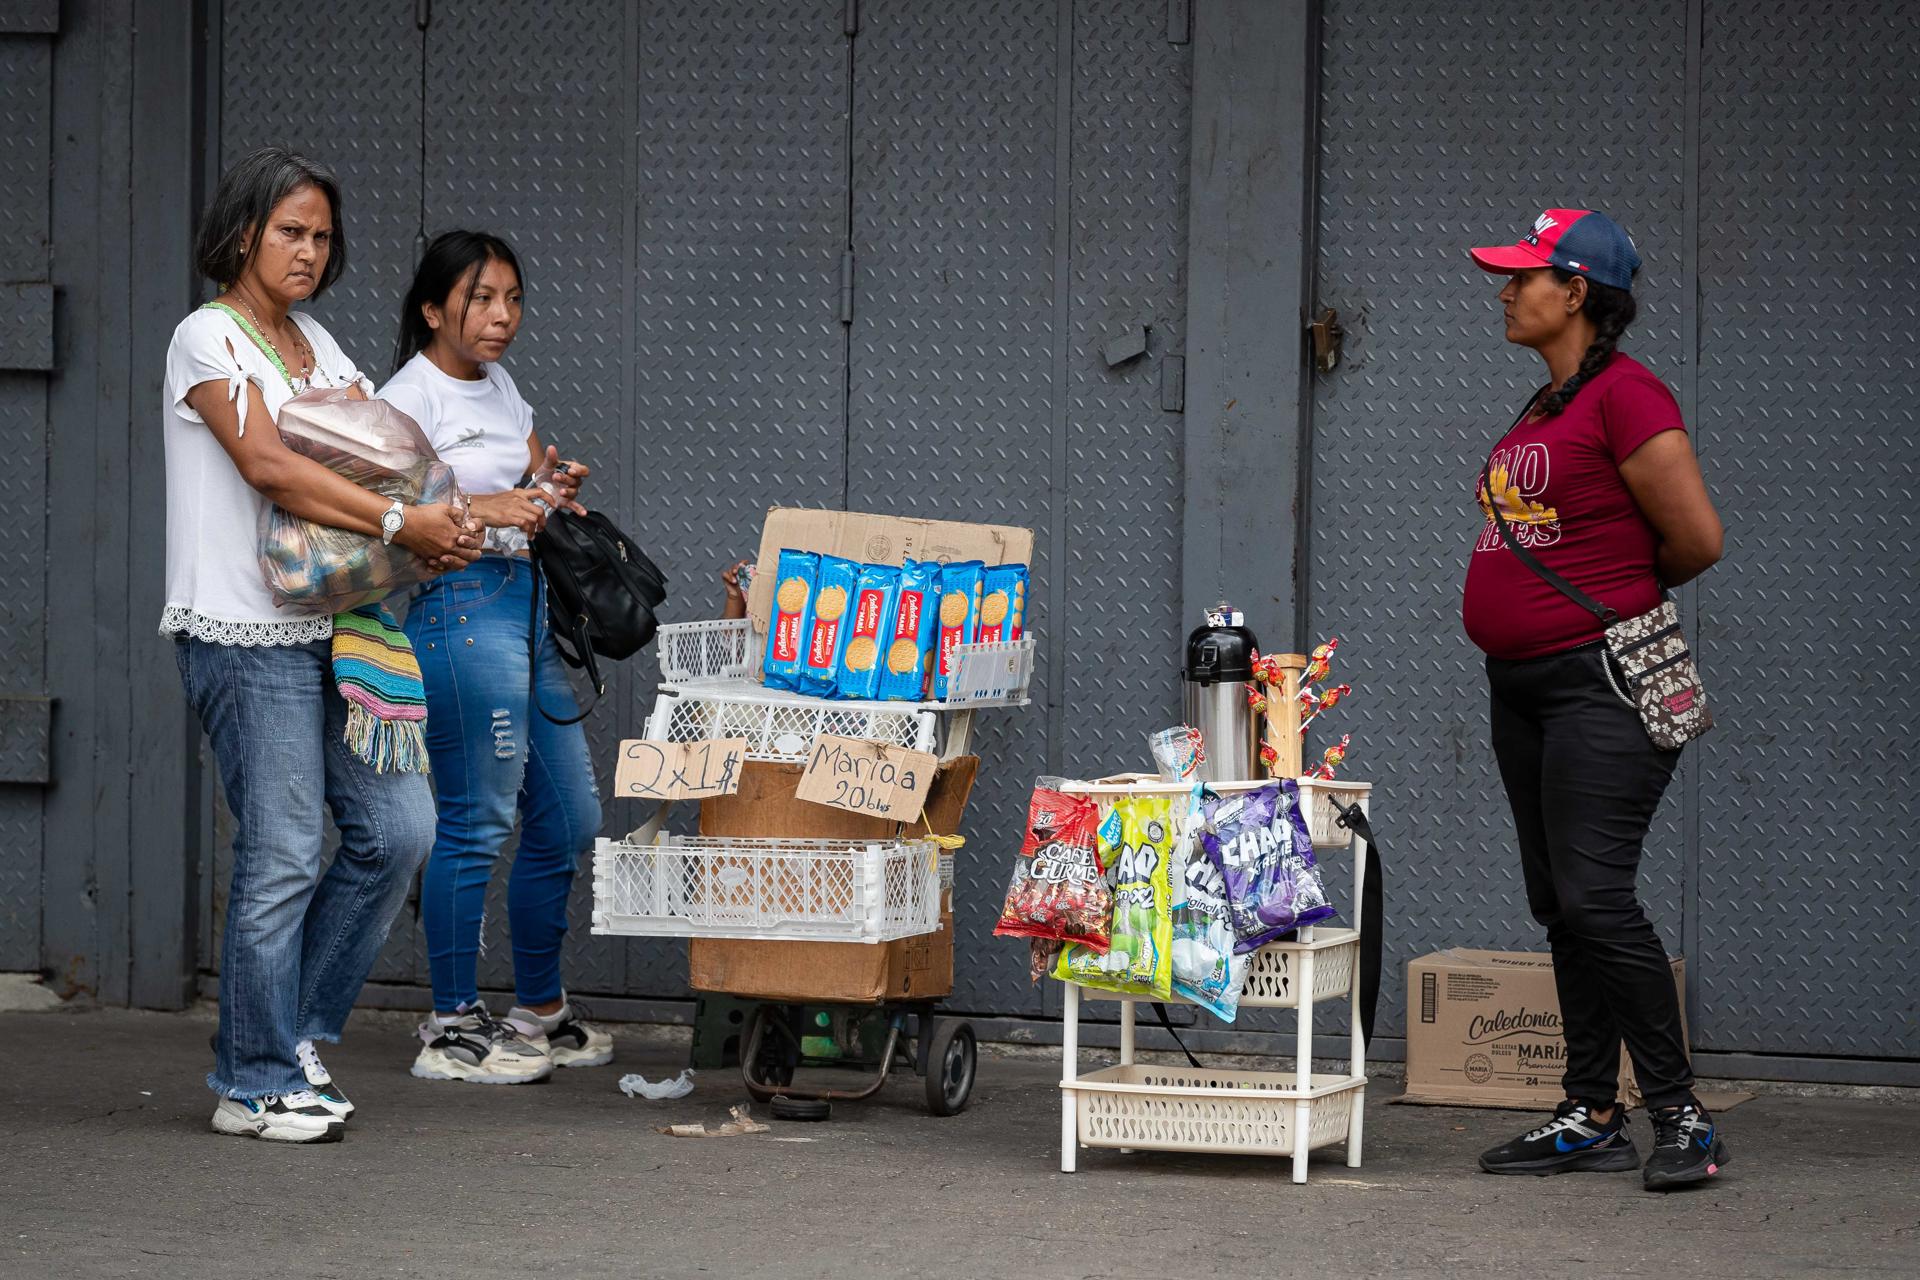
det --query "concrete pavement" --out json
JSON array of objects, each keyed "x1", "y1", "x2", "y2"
[{"x1": 2, "y1": 1005, "x2": 1916, "y2": 1279}]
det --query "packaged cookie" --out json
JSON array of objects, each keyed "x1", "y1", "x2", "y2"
[
  {"x1": 834, "y1": 563, "x2": 900, "y2": 701},
  {"x1": 876, "y1": 557, "x2": 939, "y2": 701},
  {"x1": 761, "y1": 549, "x2": 819, "y2": 691},
  {"x1": 976, "y1": 562, "x2": 1028, "y2": 644},
  {"x1": 932, "y1": 560, "x2": 985, "y2": 702},
  {"x1": 795, "y1": 554, "x2": 859, "y2": 697}
]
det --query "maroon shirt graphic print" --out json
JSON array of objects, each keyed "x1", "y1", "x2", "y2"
[{"x1": 1462, "y1": 353, "x2": 1685, "y2": 660}]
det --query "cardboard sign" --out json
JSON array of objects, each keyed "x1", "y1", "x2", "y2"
[
  {"x1": 795, "y1": 734, "x2": 937, "y2": 822},
  {"x1": 613, "y1": 739, "x2": 746, "y2": 801}
]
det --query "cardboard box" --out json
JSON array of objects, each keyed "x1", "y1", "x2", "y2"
[
  {"x1": 688, "y1": 906, "x2": 955, "y2": 1003},
  {"x1": 686, "y1": 756, "x2": 977, "y2": 1003},
  {"x1": 1400, "y1": 949, "x2": 1687, "y2": 1110},
  {"x1": 745, "y1": 507, "x2": 1035, "y2": 641}
]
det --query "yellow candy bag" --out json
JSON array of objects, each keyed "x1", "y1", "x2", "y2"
[{"x1": 1054, "y1": 795, "x2": 1175, "y2": 998}]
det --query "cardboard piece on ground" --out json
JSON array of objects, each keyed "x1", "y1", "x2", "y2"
[
  {"x1": 745, "y1": 507, "x2": 1035, "y2": 638},
  {"x1": 689, "y1": 757, "x2": 977, "y2": 1002},
  {"x1": 1396, "y1": 950, "x2": 1748, "y2": 1112},
  {"x1": 795, "y1": 734, "x2": 938, "y2": 823},
  {"x1": 612, "y1": 738, "x2": 746, "y2": 802}
]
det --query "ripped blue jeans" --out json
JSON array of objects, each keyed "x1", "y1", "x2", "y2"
[{"x1": 404, "y1": 556, "x2": 602, "y2": 1013}]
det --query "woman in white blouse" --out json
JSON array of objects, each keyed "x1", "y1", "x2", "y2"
[{"x1": 163, "y1": 147, "x2": 480, "y2": 1143}]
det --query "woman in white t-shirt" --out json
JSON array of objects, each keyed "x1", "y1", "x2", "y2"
[
  {"x1": 164, "y1": 148, "x2": 482, "y2": 1143},
  {"x1": 377, "y1": 231, "x2": 613, "y2": 1084}
]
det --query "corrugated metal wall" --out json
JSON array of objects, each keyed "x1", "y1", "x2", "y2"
[
  {"x1": 0, "y1": 14, "x2": 53, "y2": 970},
  {"x1": 1308, "y1": 0, "x2": 1917, "y2": 1059},
  {"x1": 200, "y1": 0, "x2": 1194, "y2": 1019},
  {"x1": 5, "y1": 1, "x2": 1910, "y2": 1072}
]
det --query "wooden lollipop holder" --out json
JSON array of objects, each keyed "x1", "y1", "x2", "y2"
[{"x1": 1260, "y1": 653, "x2": 1308, "y2": 779}]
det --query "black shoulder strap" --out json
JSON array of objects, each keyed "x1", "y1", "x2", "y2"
[
  {"x1": 1480, "y1": 392, "x2": 1617, "y2": 625},
  {"x1": 1147, "y1": 1001, "x2": 1205, "y2": 1070},
  {"x1": 528, "y1": 556, "x2": 602, "y2": 726},
  {"x1": 1335, "y1": 802, "x2": 1385, "y2": 1047}
]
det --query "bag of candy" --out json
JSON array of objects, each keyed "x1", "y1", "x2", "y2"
[
  {"x1": 1054, "y1": 795, "x2": 1175, "y2": 998},
  {"x1": 994, "y1": 785, "x2": 1110, "y2": 954},
  {"x1": 1170, "y1": 788, "x2": 1252, "y2": 1020},
  {"x1": 1201, "y1": 780, "x2": 1336, "y2": 954}
]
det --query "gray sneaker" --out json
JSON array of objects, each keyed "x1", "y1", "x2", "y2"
[
  {"x1": 507, "y1": 998, "x2": 616, "y2": 1069},
  {"x1": 410, "y1": 1007, "x2": 553, "y2": 1085}
]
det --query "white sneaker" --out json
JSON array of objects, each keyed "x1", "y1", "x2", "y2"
[
  {"x1": 506, "y1": 998, "x2": 615, "y2": 1069},
  {"x1": 211, "y1": 1093, "x2": 345, "y2": 1144},
  {"x1": 294, "y1": 1039, "x2": 355, "y2": 1122},
  {"x1": 410, "y1": 1007, "x2": 553, "y2": 1084}
]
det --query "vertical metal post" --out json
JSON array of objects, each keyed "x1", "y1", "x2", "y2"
[
  {"x1": 124, "y1": 0, "x2": 210, "y2": 1010},
  {"x1": 1293, "y1": 946, "x2": 1315, "y2": 1184},
  {"x1": 1180, "y1": 0, "x2": 1321, "y2": 646},
  {"x1": 1060, "y1": 979, "x2": 1080, "y2": 1172},
  {"x1": 1347, "y1": 794, "x2": 1369, "y2": 1166}
]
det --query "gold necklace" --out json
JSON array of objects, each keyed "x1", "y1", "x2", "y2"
[{"x1": 232, "y1": 287, "x2": 314, "y2": 390}]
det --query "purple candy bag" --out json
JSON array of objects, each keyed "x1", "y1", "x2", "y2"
[{"x1": 1200, "y1": 780, "x2": 1336, "y2": 954}]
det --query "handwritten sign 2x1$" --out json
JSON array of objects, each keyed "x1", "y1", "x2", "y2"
[
  {"x1": 613, "y1": 739, "x2": 746, "y2": 801},
  {"x1": 795, "y1": 734, "x2": 938, "y2": 822}
]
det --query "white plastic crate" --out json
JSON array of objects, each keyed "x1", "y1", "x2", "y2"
[
  {"x1": 657, "y1": 618, "x2": 761, "y2": 684},
  {"x1": 653, "y1": 616, "x2": 1032, "y2": 710},
  {"x1": 930, "y1": 636, "x2": 1035, "y2": 708},
  {"x1": 1066, "y1": 1066, "x2": 1363, "y2": 1157},
  {"x1": 645, "y1": 686, "x2": 938, "y2": 763},
  {"x1": 591, "y1": 834, "x2": 945, "y2": 943}
]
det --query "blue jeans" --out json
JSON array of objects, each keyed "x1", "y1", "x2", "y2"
[
  {"x1": 404, "y1": 556, "x2": 602, "y2": 1013},
  {"x1": 177, "y1": 637, "x2": 436, "y2": 1099}
]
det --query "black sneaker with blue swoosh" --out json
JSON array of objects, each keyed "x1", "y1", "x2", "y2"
[
  {"x1": 1643, "y1": 1102, "x2": 1730, "y2": 1190},
  {"x1": 1478, "y1": 1098, "x2": 1641, "y2": 1175}
]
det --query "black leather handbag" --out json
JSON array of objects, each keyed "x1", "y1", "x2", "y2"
[{"x1": 530, "y1": 509, "x2": 668, "y2": 724}]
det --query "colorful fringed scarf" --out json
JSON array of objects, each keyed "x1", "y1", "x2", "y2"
[{"x1": 332, "y1": 604, "x2": 429, "y2": 773}]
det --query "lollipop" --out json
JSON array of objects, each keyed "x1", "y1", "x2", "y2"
[
  {"x1": 1307, "y1": 733, "x2": 1351, "y2": 780},
  {"x1": 1300, "y1": 682, "x2": 1352, "y2": 732},
  {"x1": 1302, "y1": 637, "x2": 1340, "y2": 686}
]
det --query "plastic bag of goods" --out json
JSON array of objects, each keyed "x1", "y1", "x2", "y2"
[
  {"x1": 1200, "y1": 780, "x2": 1336, "y2": 954},
  {"x1": 995, "y1": 785, "x2": 1111, "y2": 956},
  {"x1": 1170, "y1": 789, "x2": 1252, "y2": 1020},
  {"x1": 258, "y1": 387, "x2": 464, "y2": 614},
  {"x1": 1054, "y1": 795, "x2": 1175, "y2": 999}
]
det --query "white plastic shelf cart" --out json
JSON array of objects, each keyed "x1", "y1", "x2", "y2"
[{"x1": 1054, "y1": 776, "x2": 1373, "y2": 1184}]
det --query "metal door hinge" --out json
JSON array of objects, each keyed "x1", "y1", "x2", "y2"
[
  {"x1": 415, "y1": 0, "x2": 431, "y2": 30},
  {"x1": 1306, "y1": 307, "x2": 1343, "y2": 374},
  {"x1": 844, "y1": 0, "x2": 859, "y2": 37},
  {"x1": 839, "y1": 252, "x2": 855, "y2": 323},
  {"x1": 1167, "y1": 0, "x2": 1191, "y2": 45},
  {"x1": 1160, "y1": 355, "x2": 1185, "y2": 412}
]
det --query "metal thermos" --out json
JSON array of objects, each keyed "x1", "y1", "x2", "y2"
[{"x1": 1182, "y1": 614, "x2": 1259, "y2": 783}]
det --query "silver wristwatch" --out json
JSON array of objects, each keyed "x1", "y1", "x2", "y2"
[{"x1": 380, "y1": 499, "x2": 407, "y2": 546}]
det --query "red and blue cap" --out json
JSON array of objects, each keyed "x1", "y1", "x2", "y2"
[{"x1": 1471, "y1": 208, "x2": 1641, "y2": 291}]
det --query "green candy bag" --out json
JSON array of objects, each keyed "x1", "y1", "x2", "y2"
[{"x1": 1054, "y1": 795, "x2": 1175, "y2": 999}]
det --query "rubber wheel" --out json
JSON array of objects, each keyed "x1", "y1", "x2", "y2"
[
  {"x1": 770, "y1": 1095, "x2": 831, "y2": 1122},
  {"x1": 923, "y1": 1019, "x2": 977, "y2": 1116},
  {"x1": 750, "y1": 1009, "x2": 798, "y2": 1088}
]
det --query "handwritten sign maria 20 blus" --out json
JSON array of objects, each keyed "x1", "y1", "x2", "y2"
[{"x1": 795, "y1": 735, "x2": 937, "y2": 822}]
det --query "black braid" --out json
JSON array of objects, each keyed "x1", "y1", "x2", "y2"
[{"x1": 1536, "y1": 271, "x2": 1638, "y2": 417}]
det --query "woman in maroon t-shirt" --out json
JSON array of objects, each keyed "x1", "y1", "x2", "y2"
[{"x1": 1462, "y1": 210, "x2": 1726, "y2": 1190}]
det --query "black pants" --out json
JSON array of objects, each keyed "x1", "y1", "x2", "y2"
[{"x1": 1487, "y1": 642, "x2": 1694, "y2": 1110}]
